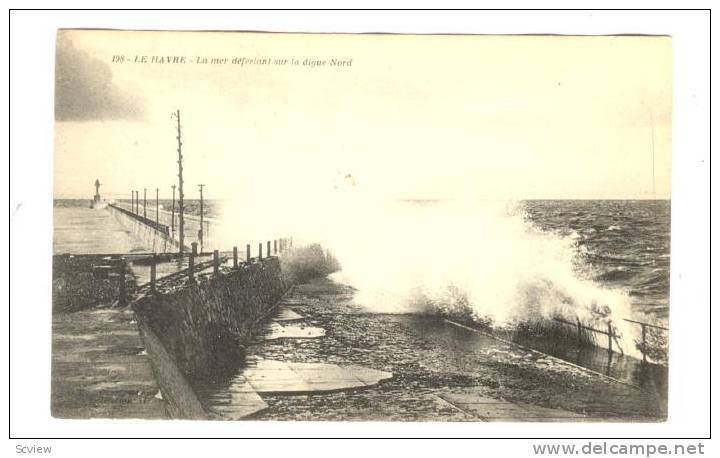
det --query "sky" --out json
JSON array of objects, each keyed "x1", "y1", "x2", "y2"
[{"x1": 54, "y1": 30, "x2": 671, "y2": 201}]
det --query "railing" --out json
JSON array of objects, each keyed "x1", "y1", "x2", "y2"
[
  {"x1": 553, "y1": 317, "x2": 625, "y2": 355},
  {"x1": 108, "y1": 203, "x2": 170, "y2": 236},
  {"x1": 622, "y1": 318, "x2": 669, "y2": 363},
  {"x1": 553, "y1": 315, "x2": 668, "y2": 363},
  {"x1": 116, "y1": 237, "x2": 293, "y2": 303},
  {"x1": 114, "y1": 201, "x2": 214, "y2": 249}
]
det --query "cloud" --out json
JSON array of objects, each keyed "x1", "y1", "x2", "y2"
[{"x1": 55, "y1": 33, "x2": 144, "y2": 121}]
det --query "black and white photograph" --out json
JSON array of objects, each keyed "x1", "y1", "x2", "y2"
[
  {"x1": 50, "y1": 29, "x2": 671, "y2": 422},
  {"x1": 7, "y1": 7, "x2": 712, "y2": 455}
]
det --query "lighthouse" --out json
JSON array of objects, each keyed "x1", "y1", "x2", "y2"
[{"x1": 90, "y1": 179, "x2": 107, "y2": 209}]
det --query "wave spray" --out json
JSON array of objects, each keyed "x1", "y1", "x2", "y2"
[{"x1": 217, "y1": 185, "x2": 640, "y2": 357}]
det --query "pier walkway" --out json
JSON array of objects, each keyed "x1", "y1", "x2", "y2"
[
  {"x1": 53, "y1": 206, "x2": 148, "y2": 255},
  {"x1": 51, "y1": 306, "x2": 167, "y2": 419}
]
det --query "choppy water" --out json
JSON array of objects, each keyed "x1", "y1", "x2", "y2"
[
  {"x1": 54, "y1": 198, "x2": 670, "y2": 323},
  {"x1": 523, "y1": 200, "x2": 670, "y2": 320}
]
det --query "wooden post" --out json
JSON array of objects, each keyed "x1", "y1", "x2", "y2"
[
  {"x1": 233, "y1": 246, "x2": 238, "y2": 268},
  {"x1": 198, "y1": 184, "x2": 205, "y2": 250},
  {"x1": 607, "y1": 322, "x2": 613, "y2": 354},
  {"x1": 118, "y1": 262, "x2": 127, "y2": 307},
  {"x1": 188, "y1": 242, "x2": 197, "y2": 283},
  {"x1": 267, "y1": 241, "x2": 271, "y2": 258},
  {"x1": 143, "y1": 188, "x2": 147, "y2": 218},
  {"x1": 641, "y1": 324, "x2": 647, "y2": 363},
  {"x1": 576, "y1": 317, "x2": 582, "y2": 345},
  {"x1": 246, "y1": 244, "x2": 251, "y2": 263},
  {"x1": 258, "y1": 243, "x2": 263, "y2": 260},
  {"x1": 150, "y1": 254, "x2": 157, "y2": 293},
  {"x1": 274, "y1": 240, "x2": 278, "y2": 255},
  {"x1": 155, "y1": 188, "x2": 159, "y2": 226},
  {"x1": 213, "y1": 250, "x2": 220, "y2": 276}
]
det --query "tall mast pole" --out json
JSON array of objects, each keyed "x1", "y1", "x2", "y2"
[
  {"x1": 174, "y1": 109, "x2": 185, "y2": 253},
  {"x1": 198, "y1": 183, "x2": 205, "y2": 252},
  {"x1": 171, "y1": 184, "x2": 176, "y2": 235}
]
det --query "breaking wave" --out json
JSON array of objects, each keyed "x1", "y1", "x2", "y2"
[
  {"x1": 217, "y1": 190, "x2": 644, "y2": 357},
  {"x1": 330, "y1": 200, "x2": 637, "y2": 353}
]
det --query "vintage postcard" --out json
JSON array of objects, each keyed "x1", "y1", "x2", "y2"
[{"x1": 52, "y1": 29, "x2": 671, "y2": 422}]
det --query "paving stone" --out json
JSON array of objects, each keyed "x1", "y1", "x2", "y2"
[
  {"x1": 211, "y1": 399, "x2": 268, "y2": 420},
  {"x1": 249, "y1": 358, "x2": 290, "y2": 370},
  {"x1": 292, "y1": 371, "x2": 360, "y2": 383},
  {"x1": 233, "y1": 359, "x2": 393, "y2": 394},
  {"x1": 342, "y1": 365, "x2": 394, "y2": 385},
  {"x1": 275, "y1": 308, "x2": 304, "y2": 321},
  {"x1": 225, "y1": 380, "x2": 258, "y2": 393},
  {"x1": 511, "y1": 403, "x2": 587, "y2": 419},
  {"x1": 248, "y1": 378, "x2": 313, "y2": 393},
  {"x1": 228, "y1": 388, "x2": 268, "y2": 407},
  {"x1": 438, "y1": 390, "x2": 586, "y2": 421},
  {"x1": 264, "y1": 322, "x2": 325, "y2": 340},
  {"x1": 278, "y1": 298, "x2": 312, "y2": 306},
  {"x1": 304, "y1": 379, "x2": 372, "y2": 392},
  {"x1": 202, "y1": 384, "x2": 267, "y2": 408}
]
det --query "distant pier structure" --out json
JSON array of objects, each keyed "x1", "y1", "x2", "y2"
[{"x1": 90, "y1": 178, "x2": 107, "y2": 209}]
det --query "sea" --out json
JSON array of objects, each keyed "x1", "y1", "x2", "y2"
[
  {"x1": 524, "y1": 200, "x2": 670, "y2": 322},
  {"x1": 53, "y1": 198, "x2": 670, "y2": 324}
]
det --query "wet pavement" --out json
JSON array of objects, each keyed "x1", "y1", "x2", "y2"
[
  {"x1": 51, "y1": 307, "x2": 167, "y2": 419},
  {"x1": 196, "y1": 277, "x2": 667, "y2": 422}
]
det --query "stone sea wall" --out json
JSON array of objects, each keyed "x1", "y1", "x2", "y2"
[{"x1": 133, "y1": 257, "x2": 288, "y2": 381}]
